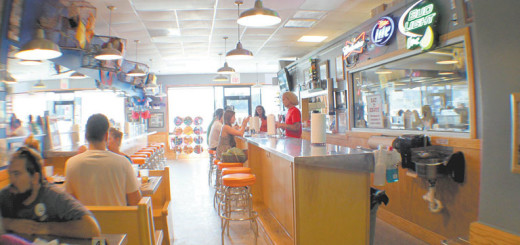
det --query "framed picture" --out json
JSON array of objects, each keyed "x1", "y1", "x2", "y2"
[
  {"x1": 319, "y1": 60, "x2": 329, "y2": 81},
  {"x1": 511, "y1": 93, "x2": 520, "y2": 173},
  {"x1": 7, "y1": 0, "x2": 24, "y2": 42},
  {"x1": 148, "y1": 112, "x2": 164, "y2": 128},
  {"x1": 335, "y1": 55, "x2": 345, "y2": 81}
]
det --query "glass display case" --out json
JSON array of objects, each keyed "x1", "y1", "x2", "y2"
[{"x1": 352, "y1": 42, "x2": 470, "y2": 134}]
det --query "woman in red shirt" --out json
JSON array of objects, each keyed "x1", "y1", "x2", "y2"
[
  {"x1": 276, "y1": 92, "x2": 302, "y2": 138},
  {"x1": 255, "y1": 105, "x2": 268, "y2": 132}
]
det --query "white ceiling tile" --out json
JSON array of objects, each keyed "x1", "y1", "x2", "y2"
[
  {"x1": 180, "y1": 20, "x2": 213, "y2": 29},
  {"x1": 144, "y1": 21, "x2": 178, "y2": 29},
  {"x1": 293, "y1": 10, "x2": 327, "y2": 19},
  {"x1": 138, "y1": 11, "x2": 176, "y2": 21},
  {"x1": 177, "y1": 10, "x2": 214, "y2": 20},
  {"x1": 132, "y1": 0, "x2": 215, "y2": 11},
  {"x1": 182, "y1": 28, "x2": 212, "y2": 36}
]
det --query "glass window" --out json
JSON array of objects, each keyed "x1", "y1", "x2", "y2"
[
  {"x1": 224, "y1": 87, "x2": 250, "y2": 96},
  {"x1": 352, "y1": 42, "x2": 470, "y2": 134}
]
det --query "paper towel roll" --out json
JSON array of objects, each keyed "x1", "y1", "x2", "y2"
[
  {"x1": 267, "y1": 114, "x2": 276, "y2": 135},
  {"x1": 368, "y1": 136, "x2": 396, "y2": 149},
  {"x1": 252, "y1": 116, "x2": 260, "y2": 132},
  {"x1": 311, "y1": 113, "x2": 326, "y2": 144}
]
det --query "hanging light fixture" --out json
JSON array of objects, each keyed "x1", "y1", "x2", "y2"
[
  {"x1": 127, "y1": 40, "x2": 147, "y2": 77},
  {"x1": 238, "y1": 0, "x2": 281, "y2": 27},
  {"x1": 15, "y1": 28, "x2": 62, "y2": 60},
  {"x1": 95, "y1": 6, "x2": 123, "y2": 61},
  {"x1": 218, "y1": 37, "x2": 236, "y2": 74},
  {"x1": 33, "y1": 80, "x2": 46, "y2": 88},
  {"x1": 70, "y1": 71, "x2": 87, "y2": 79},
  {"x1": 2, "y1": 72, "x2": 17, "y2": 84},
  {"x1": 19, "y1": 59, "x2": 43, "y2": 66},
  {"x1": 213, "y1": 74, "x2": 229, "y2": 82},
  {"x1": 227, "y1": 1, "x2": 253, "y2": 60}
]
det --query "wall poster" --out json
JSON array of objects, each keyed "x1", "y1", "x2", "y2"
[{"x1": 366, "y1": 94, "x2": 384, "y2": 128}]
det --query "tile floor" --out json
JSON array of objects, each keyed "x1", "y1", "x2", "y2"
[{"x1": 167, "y1": 159, "x2": 428, "y2": 245}]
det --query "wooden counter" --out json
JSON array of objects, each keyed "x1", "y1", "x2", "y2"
[{"x1": 237, "y1": 135, "x2": 375, "y2": 245}]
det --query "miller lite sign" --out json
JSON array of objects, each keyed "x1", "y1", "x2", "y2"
[{"x1": 371, "y1": 16, "x2": 395, "y2": 46}]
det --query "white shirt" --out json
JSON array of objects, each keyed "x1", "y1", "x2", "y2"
[
  {"x1": 65, "y1": 150, "x2": 140, "y2": 206},
  {"x1": 209, "y1": 120, "x2": 223, "y2": 149}
]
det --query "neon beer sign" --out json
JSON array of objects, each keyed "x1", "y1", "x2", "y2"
[
  {"x1": 342, "y1": 32, "x2": 367, "y2": 58},
  {"x1": 398, "y1": 0, "x2": 439, "y2": 50},
  {"x1": 371, "y1": 17, "x2": 395, "y2": 46}
]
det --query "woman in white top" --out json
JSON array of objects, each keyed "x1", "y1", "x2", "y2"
[{"x1": 208, "y1": 109, "x2": 224, "y2": 150}]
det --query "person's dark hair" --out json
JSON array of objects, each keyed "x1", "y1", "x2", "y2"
[
  {"x1": 214, "y1": 108, "x2": 224, "y2": 121},
  {"x1": 223, "y1": 110, "x2": 235, "y2": 126},
  {"x1": 11, "y1": 147, "x2": 44, "y2": 183},
  {"x1": 13, "y1": 119, "x2": 21, "y2": 127},
  {"x1": 85, "y1": 114, "x2": 109, "y2": 143},
  {"x1": 254, "y1": 105, "x2": 267, "y2": 120}
]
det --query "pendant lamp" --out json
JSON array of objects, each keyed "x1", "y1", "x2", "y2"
[
  {"x1": 95, "y1": 6, "x2": 123, "y2": 61},
  {"x1": 33, "y1": 80, "x2": 46, "y2": 88},
  {"x1": 70, "y1": 71, "x2": 87, "y2": 79},
  {"x1": 19, "y1": 59, "x2": 43, "y2": 66},
  {"x1": 213, "y1": 74, "x2": 229, "y2": 82},
  {"x1": 217, "y1": 37, "x2": 235, "y2": 74},
  {"x1": 127, "y1": 40, "x2": 147, "y2": 77},
  {"x1": 15, "y1": 29, "x2": 62, "y2": 60},
  {"x1": 227, "y1": 1, "x2": 253, "y2": 60},
  {"x1": 2, "y1": 72, "x2": 17, "y2": 84},
  {"x1": 238, "y1": 0, "x2": 281, "y2": 27}
]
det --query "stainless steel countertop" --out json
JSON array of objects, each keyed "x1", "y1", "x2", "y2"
[{"x1": 241, "y1": 134, "x2": 375, "y2": 172}]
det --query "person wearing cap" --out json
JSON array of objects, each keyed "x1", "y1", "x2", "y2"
[
  {"x1": 276, "y1": 91, "x2": 302, "y2": 138},
  {"x1": 0, "y1": 147, "x2": 100, "y2": 238}
]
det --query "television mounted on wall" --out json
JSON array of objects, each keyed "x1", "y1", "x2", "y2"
[{"x1": 277, "y1": 68, "x2": 292, "y2": 92}]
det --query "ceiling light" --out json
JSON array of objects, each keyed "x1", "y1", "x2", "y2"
[
  {"x1": 127, "y1": 40, "x2": 147, "y2": 77},
  {"x1": 227, "y1": 1, "x2": 254, "y2": 60},
  {"x1": 94, "y1": 6, "x2": 123, "y2": 61},
  {"x1": 33, "y1": 80, "x2": 46, "y2": 88},
  {"x1": 436, "y1": 60, "x2": 459, "y2": 65},
  {"x1": 438, "y1": 71, "x2": 454, "y2": 75},
  {"x1": 70, "y1": 72, "x2": 87, "y2": 79},
  {"x1": 237, "y1": 0, "x2": 281, "y2": 27},
  {"x1": 293, "y1": 10, "x2": 326, "y2": 19},
  {"x1": 284, "y1": 19, "x2": 316, "y2": 28},
  {"x1": 297, "y1": 35, "x2": 328, "y2": 43},
  {"x1": 19, "y1": 59, "x2": 43, "y2": 65},
  {"x1": 14, "y1": 28, "x2": 62, "y2": 60},
  {"x1": 127, "y1": 65, "x2": 147, "y2": 77},
  {"x1": 218, "y1": 37, "x2": 236, "y2": 74},
  {"x1": 2, "y1": 72, "x2": 17, "y2": 84},
  {"x1": 213, "y1": 74, "x2": 228, "y2": 82}
]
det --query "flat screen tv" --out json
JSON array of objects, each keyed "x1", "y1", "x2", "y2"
[{"x1": 277, "y1": 68, "x2": 292, "y2": 92}]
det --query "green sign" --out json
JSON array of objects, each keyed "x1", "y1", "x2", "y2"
[{"x1": 398, "y1": 0, "x2": 439, "y2": 50}]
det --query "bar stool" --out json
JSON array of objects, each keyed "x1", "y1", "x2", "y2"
[
  {"x1": 214, "y1": 162, "x2": 243, "y2": 210},
  {"x1": 138, "y1": 149, "x2": 156, "y2": 169},
  {"x1": 220, "y1": 173, "x2": 258, "y2": 245},
  {"x1": 147, "y1": 145, "x2": 163, "y2": 168},
  {"x1": 151, "y1": 143, "x2": 166, "y2": 167},
  {"x1": 208, "y1": 150, "x2": 217, "y2": 186},
  {"x1": 136, "y1": 151, "x2": 153, "y2": 169},
  {"x1": 130, "y1": 153, "x2": 150, "y2": 168}
]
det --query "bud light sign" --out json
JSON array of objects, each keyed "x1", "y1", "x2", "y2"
[{"x1": 371, "y1": 16, "x2": 395, "y2": 46}]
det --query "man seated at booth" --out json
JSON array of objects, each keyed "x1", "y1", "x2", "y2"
[
  {"x1": 65, "y1": 114, "x2": 141, "y2": 206},
  {"x1": 0, "y1": 147, "x2": 100, "y2": 238}
]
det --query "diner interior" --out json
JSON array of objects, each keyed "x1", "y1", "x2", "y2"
[{"x1": 1, "y1": 0, "x2": 520, "y2": 244}]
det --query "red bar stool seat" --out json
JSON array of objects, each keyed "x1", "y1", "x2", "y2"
[
  {"x1": 220, "y1": 173, "x2": 258, "y2": 244},
  {"x1": 221, "y1": 167, "x2": 251, "y2": 176}
]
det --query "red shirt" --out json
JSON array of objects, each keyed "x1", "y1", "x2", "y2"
[
  {"x1": 260, "y1": 117, "x2": 267, "y2": 132},
  {"x1": 285, "y1": 107, "x2": 302, "y2": 138}
]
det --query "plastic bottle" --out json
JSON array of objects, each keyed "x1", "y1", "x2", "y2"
[
  {"x1": 386, "y1": 146, "x2": 399, "y2": 183},
  {"x1": 373, "y1": 145, "x2": 386, "y2": 186}
]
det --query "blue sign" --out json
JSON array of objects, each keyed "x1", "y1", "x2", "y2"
[{"x1": 371, "y1": 17, "x2": 395, "y2": 46}]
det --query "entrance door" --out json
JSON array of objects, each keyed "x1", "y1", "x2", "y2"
[{"x1": 223, "y1": 87, "x2": 251, "y2": 120}]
